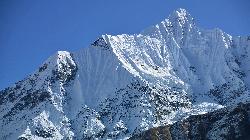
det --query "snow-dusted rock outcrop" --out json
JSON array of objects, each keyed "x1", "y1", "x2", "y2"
[
  {"x1": 0, "y1": 8, "x2": 250, "y2": 139},
  {"x1": 129, "y1": 102, "x2": 250, "y2": 140}
]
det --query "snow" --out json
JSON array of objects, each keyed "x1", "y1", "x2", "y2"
[{"x1": 0, "y1": 8, "x2": 250, "y2": 139}]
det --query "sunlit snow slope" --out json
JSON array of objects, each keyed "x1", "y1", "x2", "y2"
[{"x1": 0, "y1": 8, "x2": 250, "y2": 139}]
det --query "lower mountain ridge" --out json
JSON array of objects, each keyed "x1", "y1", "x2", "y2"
[
  {"x1": 0, "y1": 8, "x2": 250, "y2": 140},
  {"x1": 130, "y1": 102, "x2": 250, "y2": 140}
]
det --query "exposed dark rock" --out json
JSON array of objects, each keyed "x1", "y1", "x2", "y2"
[
  {"x1": 35, "y1": 127, "x2": 55, "y2": 138},
  {"x1": 209, "y1": 83, "x2": 246, "y2": 105},
  {"x1": 129, "y1": 102, "x2": 250, "y2": 140},
  {"x1": 130, "y1": 126, "x2": 172, "y2": 140},
  {"x1": 91, "y1": 37, "x2": 110, "y2": 50},
  {"x1": 39, "y1": 63, "x2": 48, "y2": 72},
  {"x1": 189, "y1": 66, "x2": 196, "y2": 73},
  {"x1": 51, "y1": 54, "x2": 77, "y2": 84},
  {"x1": 3, "y1": 90, "x2": 51, "y2": 118},
  {"x1": 17, "y1": 137, "x2": 28, "y2": 140}
]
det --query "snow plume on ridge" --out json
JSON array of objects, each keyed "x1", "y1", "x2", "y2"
[{"x1": 0, "y1": 8, "x2": 250, "y2": 139}]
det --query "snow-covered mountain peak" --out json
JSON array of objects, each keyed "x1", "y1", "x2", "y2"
[
  {"x1": 169, "y1": 8, "x2": 192, "y2": 23},
  {"x1": 28, "y1": 50, "x2": 77, "y2": 88},
  {"x1": 0, "y1": 9, "x2": 250, "y2": 140},
  {"x1": 38, "y1": 51, "x2": 74, "y2": 73},
  {"x1": 175, "y1": 8, "x2": 187, "y2": 16},
  {"x1": 138, "y1": 8, "x2": 197, "y2": 48}
]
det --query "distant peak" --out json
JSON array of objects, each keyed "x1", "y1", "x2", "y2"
[
  {"x1": 57, "y1": 51, "x2": 71, "y2": 57},
  {"x1": 175, "y1": 8, "x2": 188, "y2": 17},
  {"x1": 172, "y1": 8, "x2": 188, "y2": 16},
  {"x1": 168, "y1": 8, "x2": 193, "y2": 25},
  {"x1": 175, "y1": 8, "x2": 188, "y2": 14}
]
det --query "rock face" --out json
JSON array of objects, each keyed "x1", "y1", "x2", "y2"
[
  {"x1": 130, "y1": 102, "x2": 250, "y2": 140},
  {"x1": 0, "y1": 8, "x2": 250, "y2": 139}
]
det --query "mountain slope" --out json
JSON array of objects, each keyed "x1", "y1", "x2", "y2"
[
  {"x1": 129, "y1": 102, "x2": 250, "y2": 140},
  {"x1": 0, "y1": 8, "x2": 250, "y2": 139}
]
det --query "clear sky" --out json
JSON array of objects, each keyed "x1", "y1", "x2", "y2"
[{"x1": 0, "y1": 0, "x2": 250, "y2": 90}]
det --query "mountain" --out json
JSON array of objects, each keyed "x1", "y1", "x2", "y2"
[
  {"x1": 0, "y1": 8, "x2": 250, "y2": 139},
  {"x1": 129, "y1": 102, "x2": 250, "y2": 140}
]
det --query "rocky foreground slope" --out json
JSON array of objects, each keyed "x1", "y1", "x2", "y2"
[
  {"x1": 130, "y1": 102, "x2": 250, "y2": 140},
  {"x1": 0, "y1": 8, "x2": 250, "y2": 139}
]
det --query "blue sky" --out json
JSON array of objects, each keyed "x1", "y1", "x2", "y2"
[{"x1": 0, "y1": 0, "x2": 250, "y2": 90}]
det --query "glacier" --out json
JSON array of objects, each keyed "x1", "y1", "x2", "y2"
[{"x1": 0, "y1": 8, "x2": 250, "y2": 139}]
